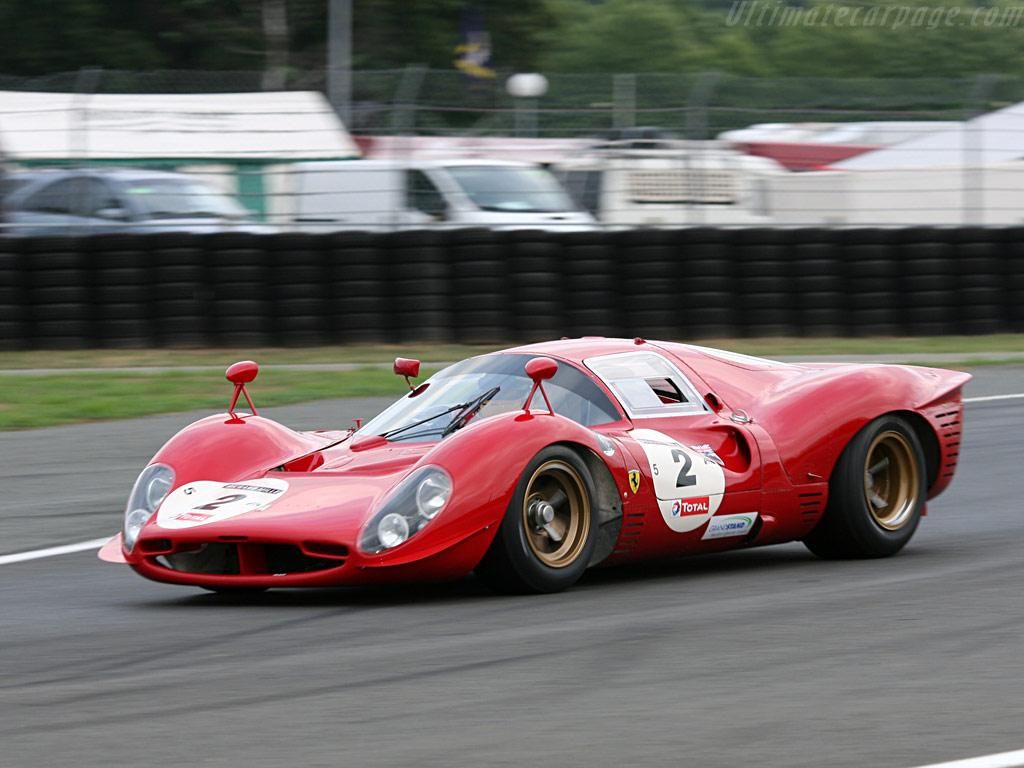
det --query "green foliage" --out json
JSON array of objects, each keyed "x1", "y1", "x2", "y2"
[{"x1": 0, "y1": 0, "x2": 1023, "y2": 84}]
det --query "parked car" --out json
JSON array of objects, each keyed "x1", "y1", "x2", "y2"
[
  {"x1": 0, "y1": 168, "x2": 272, "y2": 235},
  {"x1": 265, "y1": 158, "x2": 596, "y2": 230}
]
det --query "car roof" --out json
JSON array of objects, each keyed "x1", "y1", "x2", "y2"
[
  {"x1": 6, "y1": 167, "x2": 197, "y2": 183},
  {"x1": 503, "y1": 337, "x2": 792, "y2": 371}
]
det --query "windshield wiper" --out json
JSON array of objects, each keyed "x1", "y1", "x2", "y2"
[
  {"x1": 441, "y1": 386, "x2": 501, "y2": 437},
  {"x1": 381, "y1": 386, "x2": 501, "y2": 442}
]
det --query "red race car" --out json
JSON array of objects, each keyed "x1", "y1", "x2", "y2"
[{"x1": 100, "y1": 338, "x2": 970, "y2": 594}]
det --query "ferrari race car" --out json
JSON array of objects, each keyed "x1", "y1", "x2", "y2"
[{"x1": 100, "y1": 338, "x2": 970, "y2": 594}]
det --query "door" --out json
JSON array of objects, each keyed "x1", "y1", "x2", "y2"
[{"x1": 586, "y1": 350, "x2": 762, "y2": 551}]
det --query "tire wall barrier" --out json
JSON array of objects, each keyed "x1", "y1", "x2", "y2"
[{"x1": 1, "y1": 227, "x2": 1022, "y2": 350}]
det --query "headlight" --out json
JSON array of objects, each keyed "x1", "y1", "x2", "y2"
[
  {"x1": 359, "y1": 466, "x2": 452, "y2": 554},
  {"x1": 123, "y1": 463, "x2": 174, "y2": 552}
]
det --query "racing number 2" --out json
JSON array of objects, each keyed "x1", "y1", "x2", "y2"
[
  {"x1": 670, "y1": 449, "x2": 697, "y2": 488},
  {"x1": 652, "y1": 450, "x2": 697, "y2": 488},
  {"x1": 193, "y1": 493, "x2": 246, "y2": 511}
]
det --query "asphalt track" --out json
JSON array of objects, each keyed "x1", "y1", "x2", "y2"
[{"x1": 1, "y1": 367, "x2": 1023, "y2": 768}]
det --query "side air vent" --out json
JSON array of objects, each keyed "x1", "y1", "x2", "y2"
[
  {"x1": 931, "y1": 407, "x2": 962, "y2": 481},
  {"x1": 612, "y1": 511, "x2": 645, "y2": 557}
]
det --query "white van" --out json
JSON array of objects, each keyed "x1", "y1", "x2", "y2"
[
  {"x1": 554, "y1": 140, "x2": 786, "y2": 227},
  {"x1": 265, "y1": 159, "x2": 595, "y2": 231}
]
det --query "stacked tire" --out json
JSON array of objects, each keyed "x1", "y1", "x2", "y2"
[
  {"x1": 24, "y1": 237, "x2": 92, "y2": 348},
  {"x1": 268, "y1": 233, "x2": 329, "y2": 346},
  {"x1": 953, "y1": 228, "x2": 1006, "y2": 335},
  {"x1": 151, "y1": 233, "x2": 207, "y2": 346},
  {"x1": 560, "y1": 231, "x2": 620, "y2": 338},
  {"x1": 733, "y1": 228, "x2": 795, "y2": 337},
  {"x1": 790, "y1": 228, "x2": 845, "y2": 337},
  {"x1": 386, "y1": 229, "x2": 450, "y2": 343},
  {"x1": 87, "y1": 235, "x2": 155, "y2": 347},
  {"x1": 676, "y1": 228, "x2": 737, "y2": 339},
  {"x1": 509, "y1": 230, "x2": 563, "y2": 341},
  {"x1": 615, "y1": 229, "x2": 678, "y2": 339},
  {"x1": 0, "y1": 238, "x2": 26, "y2": 350},
  {"x1": 448, "y1": 228, "x2": 507, "y2": 343},
  {"x1": 328, "y1": 231, "x2": 389, "y2": 343},
  {"x1": 899, "y1": 228, "x2": 958, "y2": 336},
  {"x1": 205, "y1": 233, "x2": 269, "y2": 346},
  {"x1": 842, "y1": 228, "x2": 903, "y2": 337}
]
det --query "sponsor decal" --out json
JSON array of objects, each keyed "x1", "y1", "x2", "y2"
[
  {"x1": 671, "y1": 496, "x2": 710, "y2": 516},
  {"x1": 156, "y1": 477, "x2": 290, "y2": 530},
  {"x1": 628, "y1": 469, "x2": 641, "y2": 494},
  {"x1": 631, "y1": 429, "x2": 727, "y2": 533},
  {"x1": 701, "y1": 512, "x2": 759, "y2": 541},
  {"x1": 689, "y1": 443, "x2": 724, "y2": 466},
  {"x1": 223, "y1": 483, "x2": 284, "y2": 495},
  {"x1": 173, "y1": 511, "x2": 212, "y2": 523}
]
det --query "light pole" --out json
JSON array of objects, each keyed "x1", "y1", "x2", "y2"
[
  {"x1": 506, "y1": 73, "x2": 548, "y2": 138},
  {"x1": 327, "y1": 0, "x2": 352, "y2": 124}
]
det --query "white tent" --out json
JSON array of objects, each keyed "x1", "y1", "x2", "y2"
[
  {"x1": 0, "y1": 90, "x2": 358, "y2": 162},
  {"x1": 836, "y1": 100, "x2": 1024, "y2": 170}
]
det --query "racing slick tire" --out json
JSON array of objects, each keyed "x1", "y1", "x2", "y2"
[
  {"x1": 476, "y1": 446, "x2": 598, "y2": 594},
  {"x1": 803, "y1": 415, "x2": 926, "y2": 559}
]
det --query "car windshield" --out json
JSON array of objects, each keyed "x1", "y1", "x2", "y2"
[
  {"x1": 358, "y1": 354, "x2": 621, "y2": 443},
  {"x1": 121, "y1": 178, "x2": 249, "y2": 219},
  {"x1": 445, "y1": 166, "x2": 578, "y2": 213}
]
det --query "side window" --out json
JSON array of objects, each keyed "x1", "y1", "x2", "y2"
[
  {"x1": 406, "y1": 170, "x2": 446, "y2": 219},
  {"x1": 562, "y1": 170, "x2": 602, "y2": 215},
  {"x1": 77, "y1": 178, "x2": 121, "y2": 218},
  {"x1": 585, "y1": 352, "x2": 707, "y2": 419},
  {"x1": 22, "y1": 179, "x2": 78, "y2": 215}
]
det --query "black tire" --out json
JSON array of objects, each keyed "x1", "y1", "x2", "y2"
[
  {"x1": 804, "y1": 415, "x2": 926, "y2": 559},
  {"x1": 475, "y1": 446, "x2": 598, "y2": 594}
]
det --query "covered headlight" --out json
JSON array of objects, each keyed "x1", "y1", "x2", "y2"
[
  {"x1": 359, "y1": 466, "x2": 453, "y2": 554},
  {"x1": 123, "y1": 463, "x2": 174, "y2": 552}
]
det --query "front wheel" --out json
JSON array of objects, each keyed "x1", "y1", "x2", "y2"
[
  {"x1": 476, "y1": 446, "x2": 598, "y2": 594},
  {"x1": 804, "y1": 415, "x2": 926, "y2": 559}
]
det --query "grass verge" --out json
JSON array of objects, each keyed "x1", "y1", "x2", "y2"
[
  {"x1": 3, "y1": 335, "x2": 1023, "y2": 430},
  {"x1": 0, "y1": 368, "x2": 437, "y2": 430},
  {"x1": 3, "y1": 335, "x2": 1024, "y2": 370}
]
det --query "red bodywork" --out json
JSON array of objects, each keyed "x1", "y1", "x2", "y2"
[{"x1": 100, "y1": 339, "x2": 969, "y2": 589}]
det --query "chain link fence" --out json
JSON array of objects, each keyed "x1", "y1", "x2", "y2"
[{"x1": 2, "y1": 68, "x2": 1024, "y2": 229}]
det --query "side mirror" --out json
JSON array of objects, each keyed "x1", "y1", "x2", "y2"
[
  {"x1": 394, "y1": 357, "x2": 421, "y2": 391},
  {"x1": 224, "y1": 360, "x2": 259, "y2": 422},
  {"x1": 523, "y1": 356, "x2": 558, "y2": 414},
  {"x1": 226, "y1": 360, "x2": 259, "y2": 385},
  {"x1": 525, "y1": 357, "x2": 558, "y2": 382}
]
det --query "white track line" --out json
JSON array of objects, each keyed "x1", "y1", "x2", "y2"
[
  {"x1": 964, "y1": 392, "x2": 1024, "y2": 404},
  {"x1": 0, "y1": 537, "x2": 111, "y2": 566},
  {"x1": 909, "y1": 748, "x2": 1024, "y2": 768}
]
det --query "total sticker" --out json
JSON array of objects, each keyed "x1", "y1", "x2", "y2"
[
  {"x1": 156, "y1": 477, "x2": 289, "y2": 530},
  {"x1": 631, "y1": 428, "x2": 726, "y2": 533}
]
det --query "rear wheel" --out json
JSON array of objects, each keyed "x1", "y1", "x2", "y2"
[
  {"x1": 804, "y1": 415, "x2": 926, "y2": 559},
  {"x1": 476, "y1": 446, "x2": 597, "y2": 594}
]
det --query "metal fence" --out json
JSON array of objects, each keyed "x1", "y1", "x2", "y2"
[{"x1": 2, "y1": 69, "x2": 1024, "y2": 229}]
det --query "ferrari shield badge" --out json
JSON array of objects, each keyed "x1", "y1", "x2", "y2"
[{"x1": 628, "y1": 469, "x2": 641, "y2": 494}]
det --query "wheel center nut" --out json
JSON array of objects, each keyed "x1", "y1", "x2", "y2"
[{"x1": 529, "y1": 500, "x2": 555, "y2": 527}]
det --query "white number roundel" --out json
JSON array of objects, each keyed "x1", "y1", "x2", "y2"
[
  {"x1": 156, "y1": 478, "x2": 289, "y2": 529},
  {"x1": 631, "y1": 429, "x2": 725, "y2": 533}
]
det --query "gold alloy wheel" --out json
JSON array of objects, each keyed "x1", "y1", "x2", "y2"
[
  {"x1": 521, "y1": 459, "x2": 591, "y2": 568},
  {"x1": 863, "y1": 430, "x2": 921, "y2": 531}
]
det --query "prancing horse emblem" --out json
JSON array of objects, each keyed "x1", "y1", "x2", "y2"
[{"x1": 628, "y1": 470, "x2": 641, "y2": 494}]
